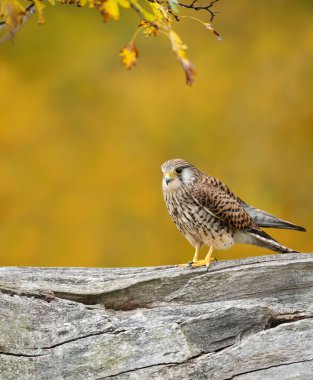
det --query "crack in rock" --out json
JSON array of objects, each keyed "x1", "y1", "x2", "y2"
[{"x1": 228, "y1": 358, "x2": 313, "y2": 379}]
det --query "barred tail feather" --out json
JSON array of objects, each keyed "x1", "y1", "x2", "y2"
[{"x1": 248, "y1": 229, "x2": 300, "y2": 254}]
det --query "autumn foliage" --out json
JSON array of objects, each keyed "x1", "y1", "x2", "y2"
[{"x1": 0, "y1": 0, "x2": 221, "y2": 84}]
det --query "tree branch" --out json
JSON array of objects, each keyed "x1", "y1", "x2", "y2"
[{"x1": 178, "y1": 0, "x2": 219, "y2": 22}]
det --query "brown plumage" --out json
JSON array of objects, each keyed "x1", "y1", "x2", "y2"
[
  {"x1": 161, "y1": 158, "x2": 305, "y2": 268},
  {"x1": 191, "y1": 182, "x2": 258, "y2": 231}
]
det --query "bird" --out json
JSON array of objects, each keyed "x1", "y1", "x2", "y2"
[{"x1": 161, "y1": 158, "x2": 306, "y2": 269}]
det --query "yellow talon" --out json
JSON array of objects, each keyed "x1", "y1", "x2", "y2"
[
  {"x1": 178, "y1": 246, "x2": 215, "y2": 270},
  {"x1": 190, "y1": 258, "x2": 216, "y2": 268}
]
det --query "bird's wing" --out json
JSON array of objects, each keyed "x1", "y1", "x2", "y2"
[
  {"x1": 190, "y1": 183, "x2": 258, "y2": 231},
  {"x1": 202, "y1": 175, "x2": 306, "y2": 232},
  {"x1": 240, "y1": 202, "x2": 306, "y2": 232}
]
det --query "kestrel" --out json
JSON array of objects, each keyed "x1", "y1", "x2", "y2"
[{"x1": 161, "y1": 159, "x2": 305, "y2": 269}]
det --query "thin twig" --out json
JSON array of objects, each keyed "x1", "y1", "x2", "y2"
[{"x1": 178, "y1": 0, "x2": 219, "y2": 22}]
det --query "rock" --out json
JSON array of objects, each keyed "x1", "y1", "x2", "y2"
[{"x1": 0, "y1": 253, "x2": 313, "y2": 379}]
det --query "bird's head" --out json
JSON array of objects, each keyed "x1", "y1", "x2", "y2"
[{"x1": 161, "y1": 159, "x2": 198, "y2": 192}]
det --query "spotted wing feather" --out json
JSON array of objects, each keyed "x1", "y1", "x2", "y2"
[
  {"x1": 202, "y1": 174, "x2": 306, "y2": 232},
  {"x1": 190, "y1": 183, "x2": 258, "y2": 231}
]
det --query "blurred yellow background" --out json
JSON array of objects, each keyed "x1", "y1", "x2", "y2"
[{"x1": 0, "y1": 0, "x2": 312, "y2": 267}]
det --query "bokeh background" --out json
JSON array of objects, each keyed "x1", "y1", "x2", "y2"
[{"x1": 0, "y1": 0, "x2": 312, "y2": 267}]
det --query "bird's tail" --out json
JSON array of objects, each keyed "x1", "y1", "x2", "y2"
[{"x1": 247, "y1": 229, "x2": 300, "y2": 254}]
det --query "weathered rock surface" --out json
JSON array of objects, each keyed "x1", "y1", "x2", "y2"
[{"x1": 0, "y1": 253, "x2": 313, "y2": 379}]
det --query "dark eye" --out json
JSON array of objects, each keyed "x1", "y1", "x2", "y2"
[{"x1": 175, "y1": 167, "x2": 183, "y2": 174}]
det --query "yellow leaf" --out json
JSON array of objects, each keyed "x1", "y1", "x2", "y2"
[
  {"x1": 169, "y1": 30, "x2": 187, "y2": 56},
  {"x1": 46, "y1": 0, "x2": 55, "y2": 5},
  {"x1": 0, "y1": 0, "x2": 25, "y2": 30},
  {"x1": 119, "y1": 42, "x2": 139, "y2": 69},
  {"x1": 168, "y1": 30, "x2": 195, "y2": 85},
  {"x1": 149, "y1": 2, "x2": 162, "y2": 21},
  {"x1": 180, "y1": 57, "x2": 195, "y2": 86},
  {"x1": 118, "y1": 0, "x2": 129, "y2": 9},
  {"x1": 204, "y1": 22, "x2": 222, "y2": 41},
  {"x1": 99, "y1": 0, "x2": 119, "y2": 21},
  {"x1": 150, "y1": 2, "x2": 169, "y2": 23},
  {"x1": 98, "y1": 0, "x2": 129, "y2": 21},
  {"x1": 140, "y1": 20, "x2": 158, "y2": 37},
  {"x1": 34, "y1": 0, "x2": 46, "y2": 25}
]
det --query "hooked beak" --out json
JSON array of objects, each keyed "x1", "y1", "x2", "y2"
[{"x1": 164, "y1": 172, "x2": 173, "y2": 186}]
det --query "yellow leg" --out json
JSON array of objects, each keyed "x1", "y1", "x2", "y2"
[
  {"x1": 179, "y1": 246, "x2": 200, "y2": 267},
  {"x1": 192, "y1": 247, "x2": 199, "y2": 262},
  {"x1": 191, "y1": 246, "x2": 215, "y2": 269}
]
